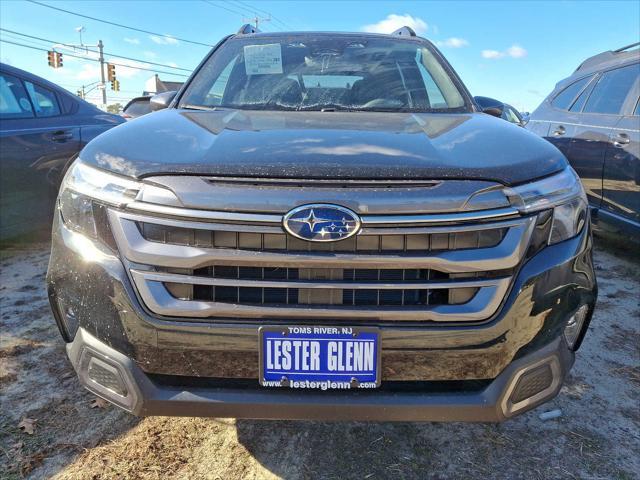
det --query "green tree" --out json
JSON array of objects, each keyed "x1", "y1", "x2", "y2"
[{"x1": 107, "y1": 103, "x2": 123, "y2": 114}]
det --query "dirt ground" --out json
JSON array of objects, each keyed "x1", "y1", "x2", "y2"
[{"x1": 1, "y1": 236, "x2": 639, "y2": 480}]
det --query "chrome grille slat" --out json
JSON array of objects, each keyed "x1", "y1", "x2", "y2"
[
  {"x1": 109, "y1": 211, "x2": 534, "y2": 272},
  {"x1": 126, "y1": 201, "x2": 519, "y2": 225},
  {"x1": 120, "y1": 208, "x2": 522, "y2": 231},
  {"x1": 134, "y1": 269, "x2": 505, "y2": 290},
  {"x1": 132, "y1": 273, "x2": 511, "y2": 322},
  {"x1": 108, "y1": 207, "x2": 535, "y2": 323}
]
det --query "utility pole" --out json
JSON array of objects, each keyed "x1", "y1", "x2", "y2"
[
  {"x1": 243, "y1": 14, "x2": 270, "y2": 30},
  {"x1": 98, "y1": 40, "x2": 106, "y2": 106},
  {"x1": 49, "y1": 29, "x2": 108, "y2": 107},
  {"x1": 78, "y1": 81, "x2": 100, "y2": 101}
]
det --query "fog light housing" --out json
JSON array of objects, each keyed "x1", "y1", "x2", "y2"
[
  {"x1": 87, "y1": 356, "x2": 128, "y2": 397},
  {"x1": 502, "y1": 357, "x2": 561, "y2": 416},
  {"x1": 510, "y1": 364, "x2": 553, "y2": 403},
  {"x1": 564, "y1": 305, "x2": 589, "y2": 350},
  {"x1": 77, "y1": 348, "x2": 138, "y2": 411}
]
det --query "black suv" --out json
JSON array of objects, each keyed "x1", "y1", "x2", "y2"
[
  {"x1": 47, "y1": 26, "x2": 597, "y2": 421},
  {"x1": 527, "y1": 43, "x2": 639, "y2": 236}
]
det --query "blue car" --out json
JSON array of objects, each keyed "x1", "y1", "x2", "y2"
[{"x1": 0, "y1": 63, "x2": 124, "y2": 241}]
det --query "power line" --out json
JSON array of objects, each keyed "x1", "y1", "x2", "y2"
[
  {"x1": 232, "y1": 0, "x2": 271, "y2": 17},
  {"x1": 0, "y1": 28, "x2": 193, "y2": 72},
  {"x1": 0, "y1": 39, "x2": 189, "y2": 77},
  {"x1": 231, "y1": 0, "x2": 294, "y2": 30},
  {"x1": 58, "y1": 82, "x2": 141, "y2": 95},
  {"x1": 102, "y1": 52, "x2": 192, "y2": 73},
  {"x1": 201, "y1": 0, "x2": 273, "y2": 31},
  {"x1": 1, "y1": 31, "x2": 53, "y2": 50},
  {"x1": 26, "y1": 0, "x2": 214, "y2": 47},
  {"x1": 0, "y1": 28, "x2": 97, "y2": 52},
  {"x1": 109, "y1": 60, "x2": 188, "y2": 76},
  {"x1": 202, "y1": 0, "x2": 247, "y2": 17}
]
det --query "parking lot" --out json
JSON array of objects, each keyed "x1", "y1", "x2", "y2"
[{"x1": 0, "y1": 235, "x2": 638, "y2": 480}]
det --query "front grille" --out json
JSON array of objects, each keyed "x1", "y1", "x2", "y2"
[
  {"x1": 139, "y1": 222, "x2": 507, "y2": 252},
  {"x1": 109, "y1": 207, "x2": 535, "y2": 324},
  {"x1": 162, "y1": 266, "x2": 477, "y2": 307}
]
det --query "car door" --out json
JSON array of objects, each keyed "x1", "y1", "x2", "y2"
[
  {"x1": 601, "y1": 73, "x2": 640, "y2": 229},
  {"x1": 542, "y1": 76, "x2": 595, "y2": 157},
  {"x1": 564, "y1": 65, "x2": 638, "y2": 211},
  {"x1": 0, "y1": 71, "x2": 80, "y2": 240}
]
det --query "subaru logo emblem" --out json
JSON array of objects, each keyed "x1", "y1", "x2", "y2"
[{"x1": 283, "y1": 204, "x2": 361, "y2": 242}]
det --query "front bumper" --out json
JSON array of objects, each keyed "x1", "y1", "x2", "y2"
[
  {"x1": 67, "y1": 327, "x2": 572, "y2": 421},
  {"x1": 47, "y1": 211, "x2": 596, "y2": 421}
]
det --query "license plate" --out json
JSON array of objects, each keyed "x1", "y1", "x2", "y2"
[{"x1": 259, "y1": 326, "x2": 380, "y2": 390}]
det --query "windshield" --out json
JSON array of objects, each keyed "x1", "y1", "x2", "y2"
[{"x1": 179, "y1": 35, "x2": 469, "y2": 112}]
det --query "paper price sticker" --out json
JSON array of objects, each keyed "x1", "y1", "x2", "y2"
[{"x1": 244, "y1": 44, "x2": 283, "y2": 75}]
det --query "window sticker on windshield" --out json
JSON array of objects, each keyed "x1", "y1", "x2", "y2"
[{"x1": 244, "y1": 44, "x2": 283, "y2": 75}]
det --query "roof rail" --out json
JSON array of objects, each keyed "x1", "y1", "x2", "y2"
[
  {"x1": 614, "y1": 42, "x2": 640, "y2": 52},
  {"x1": 391, "y1": 26, "x2": 416, "y2": 37},
  {"x1": 237, "y1": 24, "x2": 261, "y2": 35},
  {"x1": 575, "y1": 42, "x2": 640, "y2": 72}
]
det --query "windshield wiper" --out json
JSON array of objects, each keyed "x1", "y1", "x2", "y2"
[{"x1": 180, "y1": 104, "x2": 224, "y2": 111}]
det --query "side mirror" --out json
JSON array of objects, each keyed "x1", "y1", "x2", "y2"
[
  {"x1": 150, "y1": 91, "x2": 177, "y2": 111},
  {"x1": 473, "y1": 96, "x2": 504, "y2": 118},
  {"x1": 482, "y1": 106, "x2": 503, "y2": 118}
]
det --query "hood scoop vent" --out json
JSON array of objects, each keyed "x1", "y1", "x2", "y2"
[{"x1": 203, "y1": 176, "x2": 443, "y2": 189}]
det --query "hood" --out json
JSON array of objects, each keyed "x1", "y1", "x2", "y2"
[{"x1": 80, "y1": 109, "x2": 567, "y2": 186}]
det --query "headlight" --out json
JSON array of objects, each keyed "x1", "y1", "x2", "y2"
[
  {"x1": 504, "y1": 167, "x2": 588, "y2": 244},
  {"x1": 58, "y1": 161, "x2": 141, "y2": 237}
]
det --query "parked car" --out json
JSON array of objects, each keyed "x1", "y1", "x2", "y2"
[
  {"x1": 474, "y1": 96, "x2": 525, "y2": 125},
  {"x1": 122, "y1": 96, "x2": 152, "y2": 120},
  {"x1": 48, "y1": 25, "x2": 596, "y2": 422},
  {"x1": 0, "y1": 63, "x2": 125, "y2": 241},
  {"x1": 527, "y1": 43, "x2": 639, "y2": 236}
]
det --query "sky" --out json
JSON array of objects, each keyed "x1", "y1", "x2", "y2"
[{"x1": 1, "y1": 0, "x2": 639, "y2": 111}]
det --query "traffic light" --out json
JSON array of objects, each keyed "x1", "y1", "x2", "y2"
[
  {"x1": 111, "y1": 79, "x2": 120, "y2": 92},
  {"x1": 107, "y1": 63, "x2": 116, "y2": 82},
  {"x1": 47, "y1": 51, "x2": 62, "y2": 68}
]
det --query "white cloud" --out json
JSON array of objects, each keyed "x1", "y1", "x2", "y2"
[
  {"x1": 481, "y1": 49, "x2": 504, "y2": 59},
  {"x1": 481, "y1": 44, "x2": 528, "y2": 60},
  {"x1": 76, "y1": 63, "x2": 102, "y2": 80},
  {"x1": 362, "y1": 14, "x2": 427, "y2": 35},
  {"x1": 143, "y1": 50, "x2": 158, "y2": 59},
  {"x1": 124, "y1": 37, "x2": 140, "y2": 45},
  {"x1": 506, "y1": 44, "x2": 527, "y2": 58},
  {"x1": 436, "y1": 37, "x2": 469, "y2": 48},
  {"x1": 149, "y1": 35, "x2": 179, "y2": 45}
]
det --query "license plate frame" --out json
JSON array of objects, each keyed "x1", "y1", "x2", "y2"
[{"x1": 258, "y1": 325, "x2": 381, "y2": 390}]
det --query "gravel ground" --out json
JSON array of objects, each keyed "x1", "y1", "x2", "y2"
[{"x1": 1, "y1": 236, "x2": 638, "y2": 480}]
